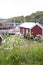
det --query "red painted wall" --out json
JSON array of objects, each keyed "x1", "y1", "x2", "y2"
[
  {"x1": 0, "y1": 23, "x2": 2, "y2": 26},
  {"x1": 20, "y1": 27, "x2": 26, "y2": 35},
  {"x1": 20, "y1": 27, "x2": 23, "y2": 34},
  {"x1": 24, "y1": 28, "x2": 26, "y2": 34},
  {"x1": 31, "y1": 25, "x2": 42, "y2": 36},
  {"x1": 20, "y1": 27, "x2": 30, "y2": 35},
  {"x1": 20, "y1": 25, "x2": 42, "y2": 36}
]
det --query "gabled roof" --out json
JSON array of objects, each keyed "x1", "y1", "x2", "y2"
[
  {"x1": 36, "y1": 23, "x2": 43, "y2": 29},
  {"x1": 20, "y1": 22, "x2": 36, "y2": 29},
  {"x1": 20, "y1": 22, "x2": 43, "y2": 29}
]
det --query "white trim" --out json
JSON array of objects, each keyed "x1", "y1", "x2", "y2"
[
  {"x1": 30, "y1": 29, "x2": 31, "y2": 36},
  {"x1": 36, "y1": 23, "x2": 43, "y2": 29},
  {"x1": 42, "y1": 29, "x2": 43, "y2": 36},
  {"x1": 26, "y1": 29, "x2": 28, "y2": 33}
]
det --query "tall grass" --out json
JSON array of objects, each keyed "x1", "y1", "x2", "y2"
[{"x1": 0, "y1": 35, "x2": 43, "y2": 65}]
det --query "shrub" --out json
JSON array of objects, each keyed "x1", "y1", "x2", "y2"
[
  {"x1": 25, "y1": 34, "x2": 34, "y2": 40},
  {"x1": 34, "y1": 35, "x2": 42, "y2": 42}
]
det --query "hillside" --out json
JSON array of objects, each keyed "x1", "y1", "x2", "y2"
[
  {"x1": 7, "y1": 11, "x2": 43, "y2": 22},
  {"x1": 0, "y1": 11, "x2": 43, "y2": 23},
  {"x1": 25, "y1": 11, "x2": 43, "y2": 22}
]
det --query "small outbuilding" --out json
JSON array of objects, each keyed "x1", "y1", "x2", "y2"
[{"x1": 20, "y1": 22, "x2": 43, "y2": 36}]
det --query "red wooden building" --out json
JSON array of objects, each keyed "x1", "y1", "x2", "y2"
[
  {"x1": 20, "y1": 22, "x2": 43, "y2": 36},
  {"x1": 0, "y1": 22, "x2": 3, "y2": 26}
]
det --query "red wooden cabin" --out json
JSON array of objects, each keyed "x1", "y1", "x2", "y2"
[{"x1": 20, "y1": 22, "x2": 43, "y2": 36}]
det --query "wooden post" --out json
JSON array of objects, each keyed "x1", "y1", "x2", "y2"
[
  {"x1": 42, "y1": 29, "x2": 43, "y2": 40},
  {"x1": 30, "y1": 29, "x2": 31, "y2": 36},
  {"x1": 42, "y1": 29, "x2": 43, "y2": 36},
  {"x1": 0, "y1": 37, "x2": 2, "y2": 45}
]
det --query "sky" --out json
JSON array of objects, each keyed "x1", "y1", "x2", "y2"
[{"x1": 0, "y1": 0, "x2": 43, "y2": 19}]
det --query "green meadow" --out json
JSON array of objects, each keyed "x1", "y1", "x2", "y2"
[{"x1": 0, "y1": 35, "x2": 43, "y2": 65}]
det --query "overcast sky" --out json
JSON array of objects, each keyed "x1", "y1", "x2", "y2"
[{"x1": 0, "y1": 0, "x2": 43, "y2": 18}]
